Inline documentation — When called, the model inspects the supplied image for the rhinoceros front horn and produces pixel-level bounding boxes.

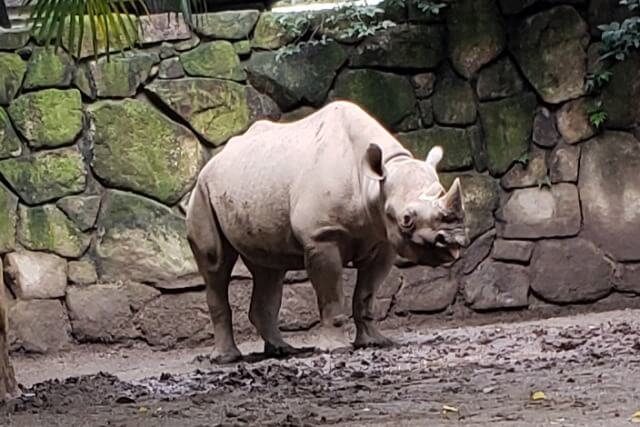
[439,177,463,213]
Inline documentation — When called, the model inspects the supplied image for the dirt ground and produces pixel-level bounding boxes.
[1,308,640,427]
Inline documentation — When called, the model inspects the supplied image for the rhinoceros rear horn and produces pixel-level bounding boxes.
[425,146,443,168]
[364,143,386,181]
[439,177,463,213]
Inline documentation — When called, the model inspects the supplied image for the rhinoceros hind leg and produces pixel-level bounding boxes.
[246,263,297,354]
[353,243,396,349]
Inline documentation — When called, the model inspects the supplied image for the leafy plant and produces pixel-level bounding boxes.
[385,0,447,15]
[14,0,207,60]
[585,70,613,94]
[598,16,640,62]
[587,101,608,128]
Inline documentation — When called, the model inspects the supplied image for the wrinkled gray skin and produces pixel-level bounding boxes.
[186,101,468,363]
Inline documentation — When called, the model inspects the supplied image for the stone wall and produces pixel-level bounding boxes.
[1,0,639,354]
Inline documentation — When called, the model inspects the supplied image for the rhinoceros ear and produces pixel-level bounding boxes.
[425,146,443,169]
[364,143,386,181]
[439,177,463,213]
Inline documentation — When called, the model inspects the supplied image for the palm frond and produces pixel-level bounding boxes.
[23,0,208,60]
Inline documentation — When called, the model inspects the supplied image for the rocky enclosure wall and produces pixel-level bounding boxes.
[0,0,639,354]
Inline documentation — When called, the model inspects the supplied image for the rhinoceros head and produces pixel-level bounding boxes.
[365,144,469,266]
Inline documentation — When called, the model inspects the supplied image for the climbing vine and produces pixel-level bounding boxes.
[274,0,447,61]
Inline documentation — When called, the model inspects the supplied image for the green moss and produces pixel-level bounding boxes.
[61,14,139,59]
[397,126,475,171]
[180,41,245,81]
[479,93,537,176]
[193,10,260,39]
[17,204,91,258]
[0,107,22,159]
[0,53,26,105]
[251,12,293,49]
[0,30,30,50]
[332,69,415,128]
[233,40,252,55]
[0,183,18,253]
[7,88,83,148]
[56,195,101,231]
[89,99,203,204]
[23,47,75,90]
[0,147,86,205]
[90,53,156,98]
[146,78,251,146]
[432,72,477,125]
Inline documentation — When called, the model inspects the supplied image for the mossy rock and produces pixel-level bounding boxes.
[56,195,102,231]
[8,88,83,149]
[95,190,198,285]
[193,10,260,39]
[0,53,26,105]
[0,107,21,160]
[0,30,30,50]
[509,6,588,104]
[479,93,537,176]
[146,78,251,146]
[23,47,75,90]
[432,72,477,125]
[89,99,203,205]
[89,53,157,98]
[0,147,86,205]
[350,24,444,70]
[73,63,96,99]
[18,205,91,258]
[447,0,505,78]
[233,40,252,55]
[332,69,415,128]
[397,126,476,171]
[246,42,347,110]
[158,57,185,79]
[61,15,139,59]
[17,204,91,258]
[601,53,640,129]
[252,12,295,50]
[476,57,525,101]
[0,182,18,253]
[180,41,245,81]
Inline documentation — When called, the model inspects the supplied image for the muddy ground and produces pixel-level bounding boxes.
[1,308,640,427]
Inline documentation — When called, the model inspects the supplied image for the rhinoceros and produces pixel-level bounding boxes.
[186,100,468,363]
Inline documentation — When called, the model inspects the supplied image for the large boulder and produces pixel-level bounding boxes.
[62,14,139,59]
[458,229,495,275]
[9,300,72,353]
[17,204,91,258]
[350,24,444,69]
[95,190,198,287]
[7,89,83,149]
[432,72,477,125]
[600,53,640,129]
[66,283,160,342]
[394,267,458,313]
[0,183,17,253]
[0,53,25,105]
[23,47,74,90]
[332,69,415,128]
[500,146,548,189]
[67,260,98,285]
[138,14,191,44]
[491,240,534,263]
[133,291,212,348]
[447,0,505,78]
[89,99,203,205]
[499,184,581,239]
[0,29,30,50]
[397,126,476,171]
[0,147,86,205]
[4,251,67,299]
[549,143,580,184]
[508,6,588,104]
[146,78,251,146]
[530,238,611,303]
[441,173,499,241]
[463,259,529,310]
[158,57,185,79]
[0,107,21,160]
[246,42,347,110]
[579,132,640,261]
[532,107,561,148]
[180,41,245,81]
[192,10,260,39]
[89,53,157,98]
[613,263,640,294]
[556,98,596,144]
[479,92,537,176]
[476,57,525,101]
[251,12,295,50]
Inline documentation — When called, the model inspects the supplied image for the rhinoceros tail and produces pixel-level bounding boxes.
[186,180,226,273]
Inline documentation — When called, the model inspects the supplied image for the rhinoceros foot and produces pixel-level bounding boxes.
[263,342,315,359]
[353,327,396,349]
[210,348,243,365]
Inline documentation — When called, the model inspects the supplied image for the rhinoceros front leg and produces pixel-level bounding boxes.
[353,243,396,349]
